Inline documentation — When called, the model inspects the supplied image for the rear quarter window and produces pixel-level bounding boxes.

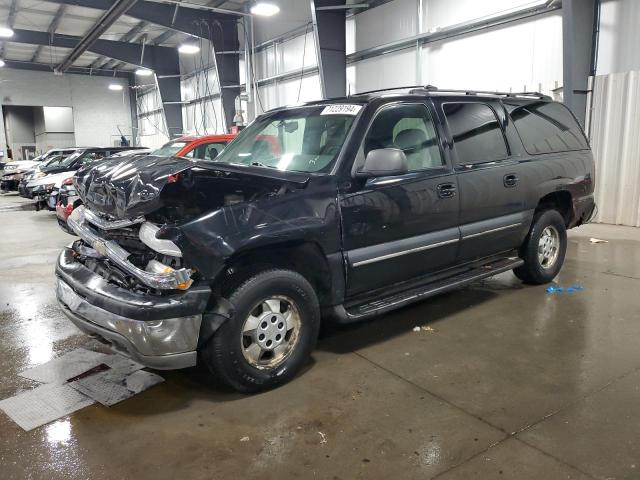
[504,101,589,154]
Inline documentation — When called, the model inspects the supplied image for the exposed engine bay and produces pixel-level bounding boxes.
[69,155,311,293]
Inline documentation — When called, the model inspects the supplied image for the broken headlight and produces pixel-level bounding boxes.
[138,222,183,257]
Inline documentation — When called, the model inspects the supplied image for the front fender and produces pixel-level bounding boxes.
[162,176,342,280]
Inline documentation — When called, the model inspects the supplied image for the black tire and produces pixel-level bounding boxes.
[514,209,567,284]
[200,269,320,393]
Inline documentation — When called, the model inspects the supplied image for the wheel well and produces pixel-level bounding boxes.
[217,242,333,305]
[536,191,573,226]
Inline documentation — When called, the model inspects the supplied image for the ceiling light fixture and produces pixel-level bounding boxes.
[178,43,200,54]
[0,59,5,68]
[108,84,124,91]
[135,68,153,76]
[0,27,14,38]
[250,2,280,16]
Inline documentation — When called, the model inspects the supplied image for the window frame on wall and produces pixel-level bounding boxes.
[440,100,511,169]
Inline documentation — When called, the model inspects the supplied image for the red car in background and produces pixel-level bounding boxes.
[55,134,237,234]
[153,134,237,160]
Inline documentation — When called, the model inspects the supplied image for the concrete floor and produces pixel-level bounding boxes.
[1,192,640,480]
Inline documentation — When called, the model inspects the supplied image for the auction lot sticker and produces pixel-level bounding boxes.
[321,104,362,115]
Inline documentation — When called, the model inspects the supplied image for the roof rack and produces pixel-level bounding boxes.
[352,85,550,100]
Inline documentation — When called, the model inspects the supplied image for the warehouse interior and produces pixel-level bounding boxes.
[1,0,640,478]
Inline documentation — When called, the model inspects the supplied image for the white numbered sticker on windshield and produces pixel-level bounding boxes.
[321,104,362,116]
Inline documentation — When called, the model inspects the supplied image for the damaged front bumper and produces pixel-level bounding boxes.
[56,247,211,369]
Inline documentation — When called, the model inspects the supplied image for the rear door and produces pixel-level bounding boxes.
[434,98,531,262]
[341,101,461,296]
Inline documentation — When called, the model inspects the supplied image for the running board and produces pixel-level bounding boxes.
[335,256,524,323]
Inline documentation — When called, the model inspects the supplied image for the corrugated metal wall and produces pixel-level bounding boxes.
[347,0,564,96]
[589,70,640,226]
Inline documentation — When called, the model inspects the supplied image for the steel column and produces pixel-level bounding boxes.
[311,0,347,99]
[562,0,598,126]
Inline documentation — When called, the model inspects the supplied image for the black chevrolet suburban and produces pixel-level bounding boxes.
[56,87,595,392]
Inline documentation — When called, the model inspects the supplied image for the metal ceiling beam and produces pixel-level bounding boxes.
[2,59,132,78]
[0,0,18,58]
[31,5,67,63]
[90,20,148,69]
[151,29,175,45]
[12,28,178,73]
[56,0,139,73]
[43,0,238,38]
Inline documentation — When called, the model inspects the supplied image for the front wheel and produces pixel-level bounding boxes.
[200,269,320,393]
[513,209,567,284]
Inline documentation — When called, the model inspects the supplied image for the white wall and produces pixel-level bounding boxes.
[252,0,312,45]
[348,0,563,96]
[597,0,640,75]
[0,68,132,149]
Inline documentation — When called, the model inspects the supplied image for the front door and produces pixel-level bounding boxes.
[341,102,460,297]
[435,99,530,262]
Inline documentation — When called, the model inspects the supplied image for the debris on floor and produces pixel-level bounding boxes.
[240,436,250,442]
[0,348,163,431]
[0,383,94,431]
[413,325,437,333]
[318,431,327,444]
[546,285,585,293]
[589,237,609,244]
[69,369,164,407]
[19,348,111,384]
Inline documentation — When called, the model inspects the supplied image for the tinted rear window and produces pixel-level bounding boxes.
[442,102,508,165]
[504,101,588,154]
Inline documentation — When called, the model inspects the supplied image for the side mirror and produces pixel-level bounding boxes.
[356,148,409,178]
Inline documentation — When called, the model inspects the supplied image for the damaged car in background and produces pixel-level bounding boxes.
[29,147,149,211]
[1,148,74,192]
[56,89,596,392]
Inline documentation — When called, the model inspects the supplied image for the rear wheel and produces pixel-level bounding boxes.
[513,209,567,284]
[200,269,320,393]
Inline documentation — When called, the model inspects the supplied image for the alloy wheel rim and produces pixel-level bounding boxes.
[538,225,560,269]
[240,295,301,369]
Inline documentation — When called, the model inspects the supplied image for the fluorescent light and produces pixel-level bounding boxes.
[135,68,153,76]
[178,44,200,54]
[0,59,5,68]
[0,27,13,38]
[250,2,280,16]
[108,84,123,91]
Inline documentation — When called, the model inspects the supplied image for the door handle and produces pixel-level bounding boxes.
[436,183,457,199]
[503,174,519,188]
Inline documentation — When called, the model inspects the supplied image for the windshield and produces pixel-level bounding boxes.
[56,150,85,167]
[212,105,360,173]
[151,141,188,157]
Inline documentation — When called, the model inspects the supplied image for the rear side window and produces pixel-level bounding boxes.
[505,101,588,154]
[443,102,508,165]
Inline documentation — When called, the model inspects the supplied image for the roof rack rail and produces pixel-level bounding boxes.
[351,85,426,96]
[350,84,550,100]
[408,85,551,99]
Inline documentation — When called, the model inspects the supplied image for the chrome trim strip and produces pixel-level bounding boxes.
[353,238,459,267]
[84,208,145,230]
[462,222,522,240]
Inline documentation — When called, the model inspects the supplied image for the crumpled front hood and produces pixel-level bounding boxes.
[75,155,194,219]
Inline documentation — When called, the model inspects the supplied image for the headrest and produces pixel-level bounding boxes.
[394,129,427,152]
